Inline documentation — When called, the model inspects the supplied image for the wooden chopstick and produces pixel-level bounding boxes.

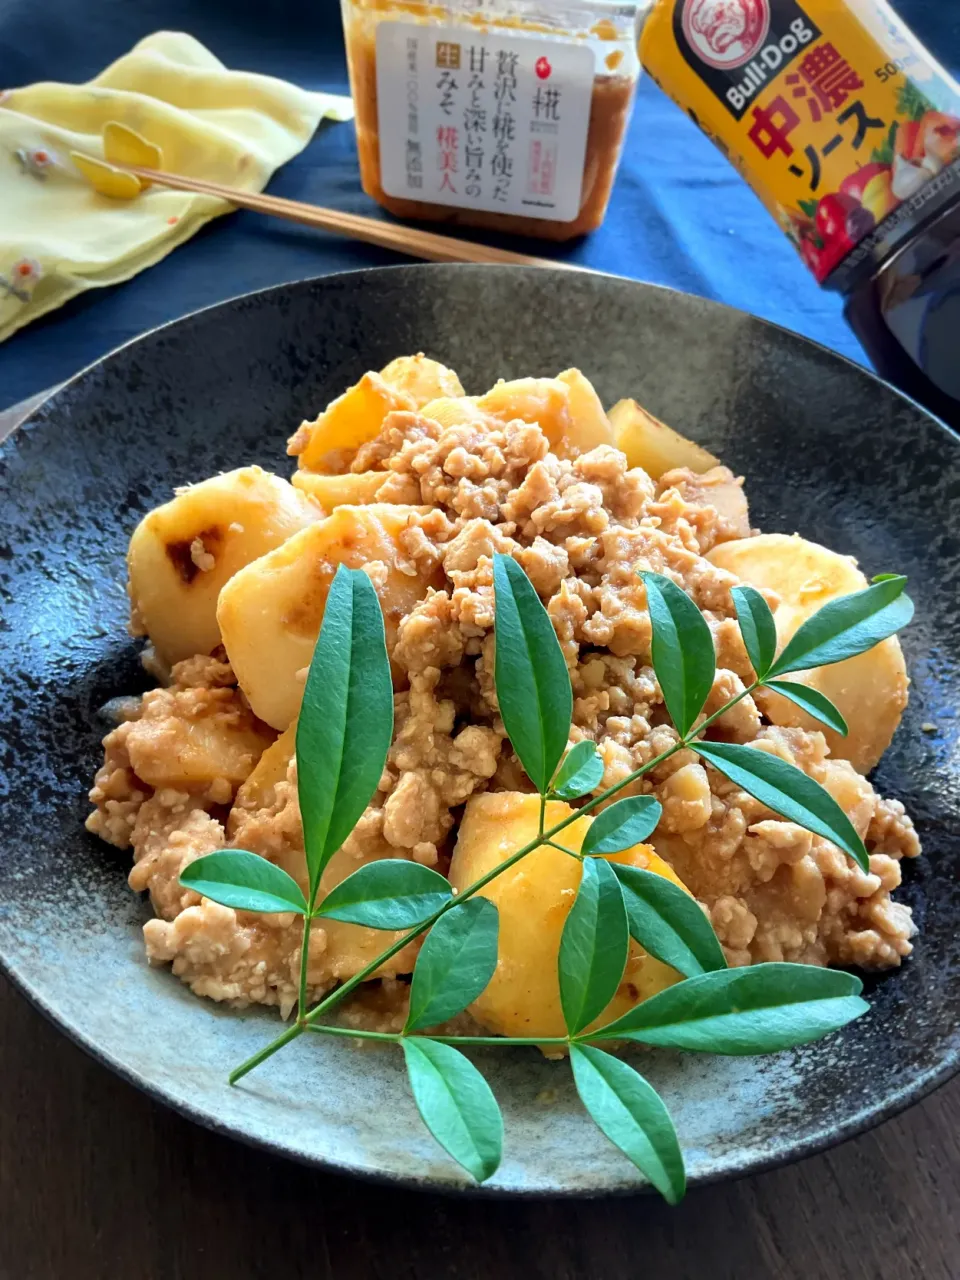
[119,163,592,271]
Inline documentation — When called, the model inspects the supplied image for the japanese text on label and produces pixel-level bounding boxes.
[376,22,594,221]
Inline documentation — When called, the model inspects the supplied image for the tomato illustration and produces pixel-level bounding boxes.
[535,56,552,80]
[815,192,857,243]
[800,239,822,275]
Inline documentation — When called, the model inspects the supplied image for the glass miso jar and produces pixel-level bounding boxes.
[341,0,643,240]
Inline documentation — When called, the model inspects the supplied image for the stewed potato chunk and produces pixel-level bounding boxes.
[289,372,415,473]
[290,357,463,473]
[449,793,685,1041]
[708,533,909,772]
[609,398,719,478]
[478,369,616,456]
[127,467,316,666]
[379,354,464,407]
[291,470,390,511]
[556,367,617,454]
[217,504,443,729]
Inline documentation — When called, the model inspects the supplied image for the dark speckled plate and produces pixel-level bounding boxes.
[1,266,958,1196]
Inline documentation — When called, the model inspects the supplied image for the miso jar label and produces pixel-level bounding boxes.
[376,22,594,222]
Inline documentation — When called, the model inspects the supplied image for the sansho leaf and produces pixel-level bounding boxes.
[179,849,307,915]
[312,860,452,929]
[570,1045,686,1205]
[559,857,630,1035]
[593,963,868,1054]
[405,898,499,1032]
[581,796,662,856]
[768,576,913,677]
[611,864,727,978]
[640,571,716,738]
[492,553,572,794]
[731,584,778,679]
[402,1038,503,1183]
[297,565,394,901]
[696,740,869,872]
[551,740,605,800]
[762,679,849,737]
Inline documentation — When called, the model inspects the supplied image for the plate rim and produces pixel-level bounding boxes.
[3,947,957,1198]
[5,263,956,450]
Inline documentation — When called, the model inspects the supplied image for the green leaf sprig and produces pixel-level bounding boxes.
[559,856,629,1035]
[180,554,914,1197]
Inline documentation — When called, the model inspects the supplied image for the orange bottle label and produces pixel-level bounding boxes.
[640,0,960,285]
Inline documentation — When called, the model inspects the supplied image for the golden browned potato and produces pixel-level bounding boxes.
[217,504,443,730]
[380,354,464,407]
[448,793,684,1039]
[708,533,909,772]
[127,467,317,666]
[232,725,296,813]
[290,372,415,473]
[478,371,616,456]
[478,376,573,449]
[420,396,488,430]
[609,398,719,479]
[556,368,617,453]
[291,470,390,511]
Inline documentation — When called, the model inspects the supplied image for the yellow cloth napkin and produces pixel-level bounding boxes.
[0,31,354,342]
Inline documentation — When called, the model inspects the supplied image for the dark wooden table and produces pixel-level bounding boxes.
[2,396,958,1280]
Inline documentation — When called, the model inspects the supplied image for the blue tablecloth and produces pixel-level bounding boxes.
[1,0,957,412]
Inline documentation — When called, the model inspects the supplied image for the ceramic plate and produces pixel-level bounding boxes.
[1,265,958,1195]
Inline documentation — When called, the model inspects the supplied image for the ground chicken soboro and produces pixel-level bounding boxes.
[88,359,921,1026]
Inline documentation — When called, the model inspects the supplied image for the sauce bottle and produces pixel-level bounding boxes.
[639,0,960,426]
